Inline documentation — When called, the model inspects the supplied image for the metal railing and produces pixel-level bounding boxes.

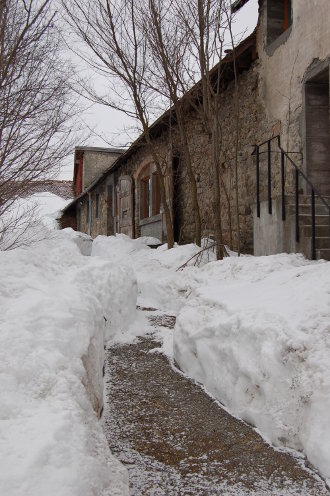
[254,135,330,260]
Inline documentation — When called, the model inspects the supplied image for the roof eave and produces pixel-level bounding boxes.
[231,0,251,13]
[62,31,257,215]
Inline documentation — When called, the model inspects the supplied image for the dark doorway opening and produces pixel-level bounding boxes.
[305,67,330,195]
[267,0,292,45]
[172,155,182,243]
[107,185,114,235]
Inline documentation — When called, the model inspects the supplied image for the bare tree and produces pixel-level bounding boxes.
[144,0,202,246]
[62,0,175,248]
[0,0,77,248]
[169,0,234,259]
[189,0,241,258]
[226,6,241,255]
[63,0,242,255]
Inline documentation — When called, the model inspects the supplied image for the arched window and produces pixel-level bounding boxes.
[139,165,161,219]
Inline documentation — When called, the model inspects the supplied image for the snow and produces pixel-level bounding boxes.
[173,254,330,483]
[91,234,215,315]
[0,230,134,496]
[92,235,330,484]
[62,228,93,256]
[27,192,72,229]
[0,192,72,250]
[2,218,330,491]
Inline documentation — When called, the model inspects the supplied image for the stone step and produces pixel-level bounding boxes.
[316,249,330,261]
[287,203,330,215]
[315,237,330,249]
[298,213,330,226]
[302,225,330,237]
[286,195,330,206]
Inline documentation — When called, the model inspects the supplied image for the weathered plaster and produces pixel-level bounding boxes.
[258,0,330,154]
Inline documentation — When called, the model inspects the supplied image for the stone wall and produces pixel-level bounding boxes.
[77,138,171,241]
[59,206,77,230]
[78,184,108,238]
[257,0,330,182]
[74,63,278,254]
[62,1,330,258]
[176,63,278,253]
[82,151,121,191]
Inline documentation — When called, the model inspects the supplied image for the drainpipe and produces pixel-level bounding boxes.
[132,177,135,239]
[88,192,92,237]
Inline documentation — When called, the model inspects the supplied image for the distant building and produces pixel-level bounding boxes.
[73,147,124,196]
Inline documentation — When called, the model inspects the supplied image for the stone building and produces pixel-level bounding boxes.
[61,146,124,231]
[249,0,330,260]
[73,146,124,196]
[61,0,330,260]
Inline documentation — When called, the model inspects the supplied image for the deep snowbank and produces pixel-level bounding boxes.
[92,234,215,313]
[0,232,134,496]
[173,253,330,481]
[63,228,93,256]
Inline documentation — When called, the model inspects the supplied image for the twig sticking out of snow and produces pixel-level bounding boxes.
[176,242,232,271]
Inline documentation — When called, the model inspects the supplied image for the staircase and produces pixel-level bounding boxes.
[286,195,330,260]
[254,135,330,261]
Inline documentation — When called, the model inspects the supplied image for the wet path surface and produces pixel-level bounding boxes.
[103,311,328,495]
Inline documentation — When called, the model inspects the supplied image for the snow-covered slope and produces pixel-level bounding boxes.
[4,225,328,491]
[0,192,72,250]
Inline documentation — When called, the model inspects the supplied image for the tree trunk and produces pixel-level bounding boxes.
[176,114,202,247]
[211,114,224,260]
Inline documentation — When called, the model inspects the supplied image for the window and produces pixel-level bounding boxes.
[77,206,81,231]
[267,0,292,45]
[86,196,92,233]
[305,66,330,196]
[139,165,161,220]
[95,193,100,219]
[140,175,150,219]
[152,173,160,216]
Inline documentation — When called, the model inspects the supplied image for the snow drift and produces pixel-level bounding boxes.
[0,231,135,496]
[173,253,330,482]
[89,235,330,483]
[92,234,215,313]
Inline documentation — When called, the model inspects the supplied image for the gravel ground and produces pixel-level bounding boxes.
[102,311,329,495]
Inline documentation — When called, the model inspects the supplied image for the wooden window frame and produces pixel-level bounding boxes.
[139,165,161,221]
[152,172,160,216]
[140,175,150,220]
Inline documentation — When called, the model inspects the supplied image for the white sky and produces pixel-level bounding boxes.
[59,0,259,181]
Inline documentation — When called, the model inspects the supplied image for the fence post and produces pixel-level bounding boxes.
[281,150,286,221]
[267,140,272,214]
[295,169,300,243]
[311,189,316,260]
[256,145,260,217]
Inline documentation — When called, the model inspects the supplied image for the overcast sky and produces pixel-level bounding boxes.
[59,0,259,180]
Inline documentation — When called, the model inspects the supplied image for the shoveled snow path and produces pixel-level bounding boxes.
[102,308,328,496]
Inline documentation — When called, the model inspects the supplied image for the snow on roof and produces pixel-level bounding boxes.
[74,146,125,154]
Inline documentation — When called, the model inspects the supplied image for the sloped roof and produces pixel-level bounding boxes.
[62,30,257,214]
[231,0,251,13]
[21,181,74,200]
[74,146,125,154]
